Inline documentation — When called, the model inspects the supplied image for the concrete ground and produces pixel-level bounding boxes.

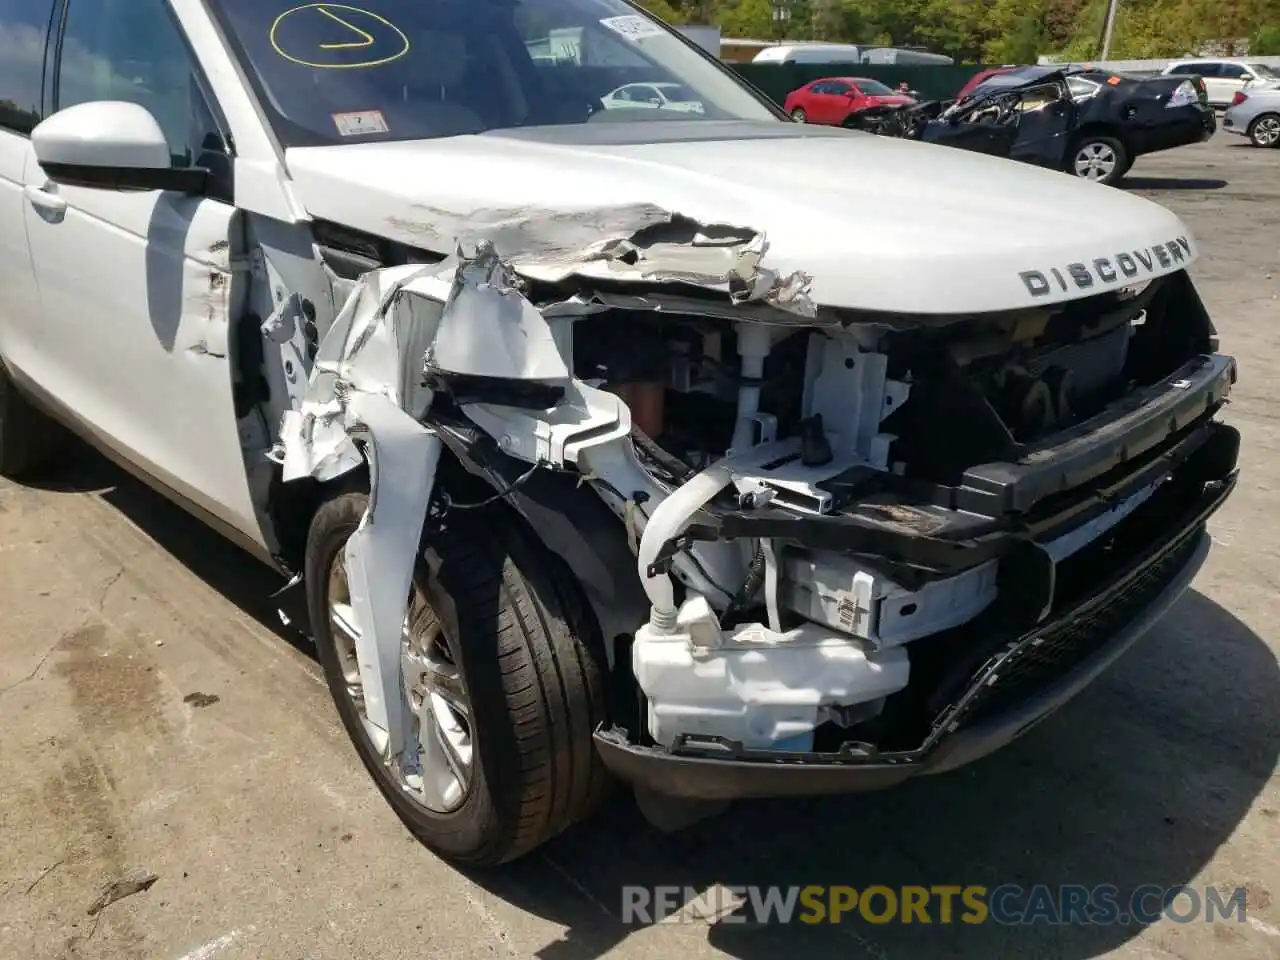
[0,130,1277,960]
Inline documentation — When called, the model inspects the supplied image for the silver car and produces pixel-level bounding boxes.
[1223,87,1280,147]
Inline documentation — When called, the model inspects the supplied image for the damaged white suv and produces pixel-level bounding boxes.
[0,0,1239,865]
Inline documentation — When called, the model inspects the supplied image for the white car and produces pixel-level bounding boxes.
[1223,87,1280,147]
[0,0,1240,865]
[1162,59,1280,107]
[601,81,705,114]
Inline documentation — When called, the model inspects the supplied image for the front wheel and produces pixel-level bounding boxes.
[1248,113,1280,148]
[1069,135,1128,185]
[791,107,807,123]
[306,493,611,865]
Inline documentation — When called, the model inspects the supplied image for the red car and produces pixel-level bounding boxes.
[783,77,916,126]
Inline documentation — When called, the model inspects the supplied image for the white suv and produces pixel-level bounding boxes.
[0,0,1240,865]
[1162,59,1280,107]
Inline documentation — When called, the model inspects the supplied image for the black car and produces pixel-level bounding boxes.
[853,66,1216,185]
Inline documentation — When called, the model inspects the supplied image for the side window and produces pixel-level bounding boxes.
[1218,63,1248,79]
[0,0,57,135]
[1168,64,1194,75]
[56,0,225,169]
[1193,63,1222,77]
[1067,77,1100,100]
[828,82,851,95]
[810,82,830,94]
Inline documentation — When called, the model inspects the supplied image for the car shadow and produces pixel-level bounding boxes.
[29,449,1278,959]
[1124,176,1229,191]
[470,590,1278,960]
[30,446,311,655]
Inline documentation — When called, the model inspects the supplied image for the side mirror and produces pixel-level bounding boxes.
[32,101,207,195]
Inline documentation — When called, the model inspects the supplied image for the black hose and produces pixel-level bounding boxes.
[630,426,696,484]
[722,546,767,623]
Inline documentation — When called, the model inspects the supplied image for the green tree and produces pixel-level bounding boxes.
[638,0,687,23]
[1253,22,1280,52]
[715,0,775,37]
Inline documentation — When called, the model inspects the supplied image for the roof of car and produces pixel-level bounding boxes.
[968,64,1066,94]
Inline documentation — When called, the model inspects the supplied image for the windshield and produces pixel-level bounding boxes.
[656,82,698,101]
[1250,63,1279,79]
[855,79,896,97]
[210,0,780,146]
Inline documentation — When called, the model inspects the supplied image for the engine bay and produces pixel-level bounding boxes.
[282,229,1234,768]
[431,265,1226,757]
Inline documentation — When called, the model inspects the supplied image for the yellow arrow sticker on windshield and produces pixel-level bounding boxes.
[270,3,409,69]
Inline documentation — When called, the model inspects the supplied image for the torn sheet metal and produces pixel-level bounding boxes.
[341,391,443,758]
[540,232,816,319]
[279,263,449,763]
[425,242,572,384]
[387,202,676,265]
[277,263,448,483]
[389,202,815,319]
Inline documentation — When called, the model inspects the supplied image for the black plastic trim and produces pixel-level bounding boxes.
[40,162,208,195]
[958,352,1235,515]
[594,446,1235,801]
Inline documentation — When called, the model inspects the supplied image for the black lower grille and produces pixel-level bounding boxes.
[964,524,1203,724]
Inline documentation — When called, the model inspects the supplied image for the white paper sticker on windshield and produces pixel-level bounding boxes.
[333,110,389,137]
[599,14,666,42]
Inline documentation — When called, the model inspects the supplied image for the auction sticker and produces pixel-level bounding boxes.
[599,14,666,42]
[332,110,389,136]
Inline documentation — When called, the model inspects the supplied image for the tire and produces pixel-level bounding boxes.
[791,107,806,123]
[306,492,610,866]
[0,364,68,478]
[1068,135,1129,186]
[1248,113,1280,148]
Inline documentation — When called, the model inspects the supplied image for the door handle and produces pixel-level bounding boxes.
[24,183,68,217]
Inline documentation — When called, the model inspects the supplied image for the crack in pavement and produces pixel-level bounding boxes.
[0,640,63,698]
[24,858,66,895]
[0,567,127,699]
[95,566,126,612]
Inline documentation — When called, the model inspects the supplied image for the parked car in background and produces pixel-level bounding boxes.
[868,66,1214,185]
[861,47,953,66]
[601,81,705,114]
[784,77,916,125]
[752,43,867,65]
[1223,88,1280,147]
[956,65,1020,100]
[1162,59,1280,107]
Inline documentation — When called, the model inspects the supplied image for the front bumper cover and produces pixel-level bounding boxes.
[595,424,1237,801]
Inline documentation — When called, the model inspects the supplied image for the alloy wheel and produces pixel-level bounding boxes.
[327,553,474,814]
[1252,116,1280,147]
[1073,141,1117,181]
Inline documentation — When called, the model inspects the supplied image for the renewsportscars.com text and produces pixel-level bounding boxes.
[621,884,1250,926]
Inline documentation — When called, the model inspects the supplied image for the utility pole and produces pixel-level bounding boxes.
[772,0,793,41]
[1100,0,1119,61]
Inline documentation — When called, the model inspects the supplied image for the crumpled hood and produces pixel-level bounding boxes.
[285,120,1196,314]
